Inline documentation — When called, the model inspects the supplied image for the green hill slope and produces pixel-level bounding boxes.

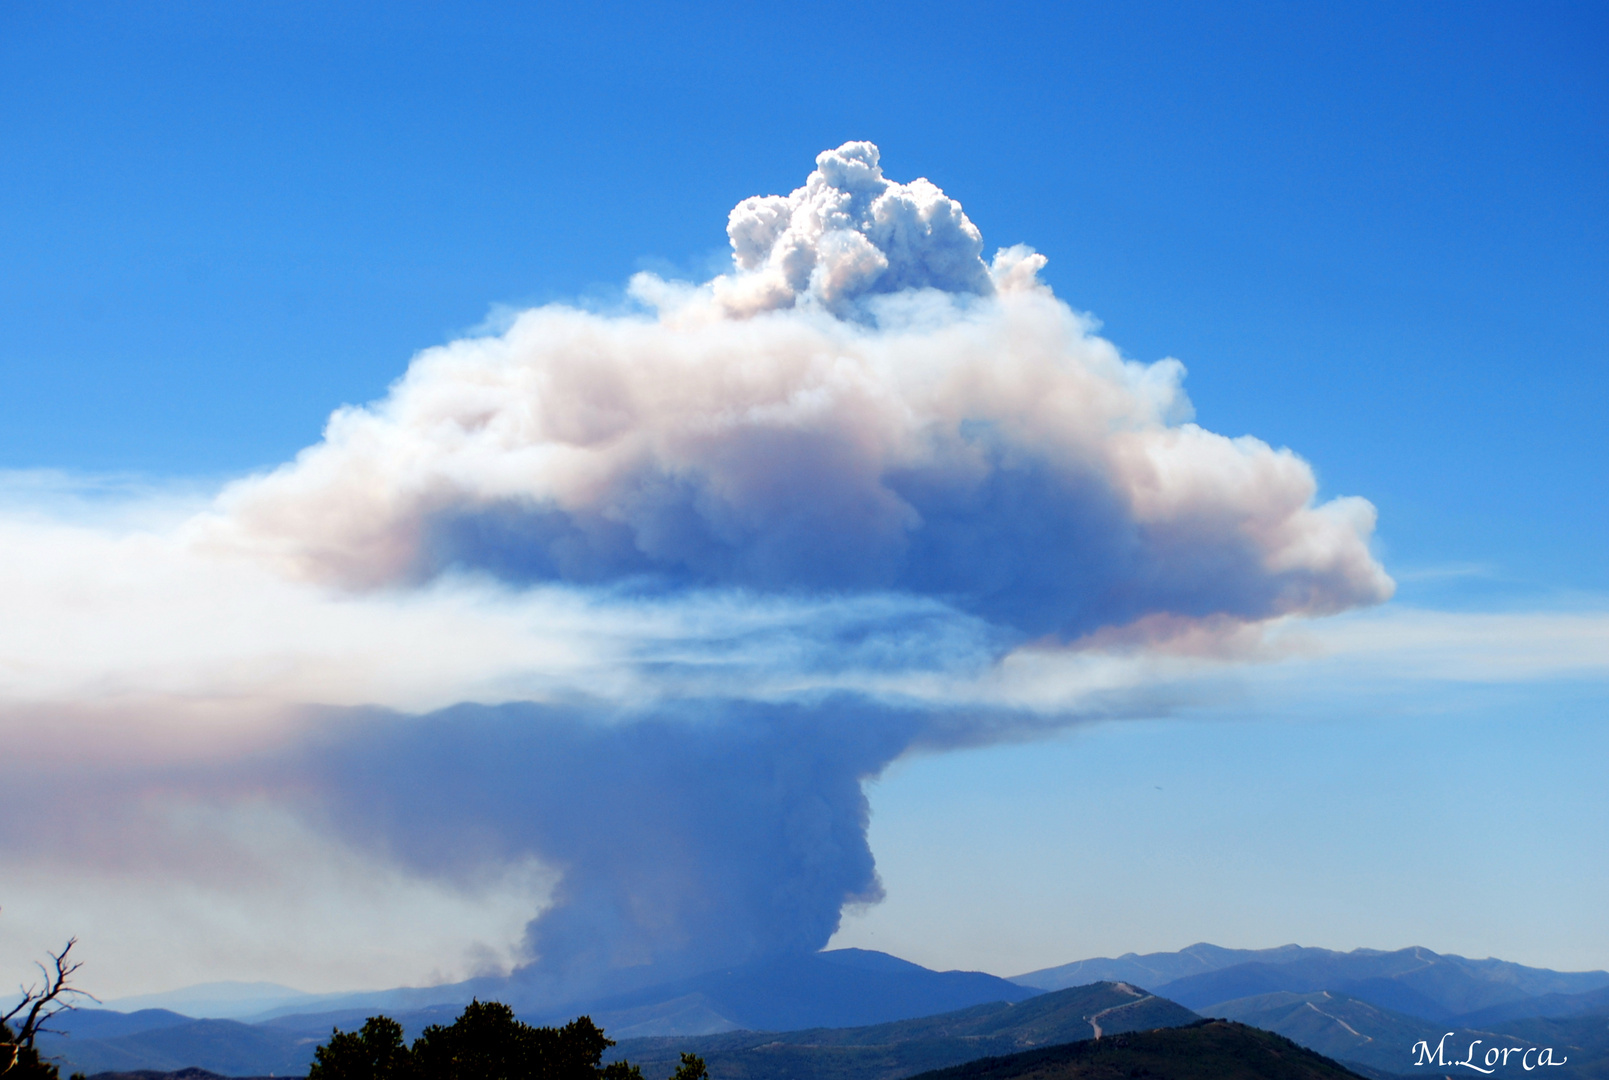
[610,982,1199,1080]
[906,1020,1367,1080]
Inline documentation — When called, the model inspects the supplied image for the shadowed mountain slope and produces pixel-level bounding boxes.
[1455,985,1609,1027]
[46,1011,195,1042]
[40,950,1041,1075]
[544,950,1040,1036]
[50,982,1194,1080]
[1201,991,1439,1074]
[608,982,1199,1080]
[1493,1012,1609,1079]
[48,944,1609,1079]
[1203,990,1609,1077]
[243,949,1038,1039]
[903,1020,1368,1080]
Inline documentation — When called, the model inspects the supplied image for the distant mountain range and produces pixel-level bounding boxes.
[96,949,1036,1032]
[571,949,1041,1035]
[1153,947,1609,1021]
[42,1014,321,1077]
[1014,943,1609,1021]
[1013,944,1341,992]
[102,984,325,1022]
[47,943,1609,1078]
[58,1021,1374,1080]
[44,950,1037,1076]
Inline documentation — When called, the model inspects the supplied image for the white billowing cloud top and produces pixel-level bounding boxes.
[204,141,1391,641]
[714,141,996,317]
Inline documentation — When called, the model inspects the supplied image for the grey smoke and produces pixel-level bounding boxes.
[283,698,922,1003]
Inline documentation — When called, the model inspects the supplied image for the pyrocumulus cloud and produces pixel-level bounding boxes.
[1,142,1395,1002]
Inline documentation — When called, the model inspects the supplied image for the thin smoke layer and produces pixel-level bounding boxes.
[1,143,1393,999]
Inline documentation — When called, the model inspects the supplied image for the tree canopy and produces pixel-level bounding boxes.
[308,1000,703,1080]
[1,1020,59,1080]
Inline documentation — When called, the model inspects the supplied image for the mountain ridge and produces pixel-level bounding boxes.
[38,950,1049,1076]
[605,981,1200,1080]
[1014,944,1609,1010]
[47,943,1609,1078]
[902,1019,1370,1080]
[1153,947,1609,1020]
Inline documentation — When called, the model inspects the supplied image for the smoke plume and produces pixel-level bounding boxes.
[0,142,1392,999]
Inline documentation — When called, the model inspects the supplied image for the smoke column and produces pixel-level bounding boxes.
[0,142,1391,1001]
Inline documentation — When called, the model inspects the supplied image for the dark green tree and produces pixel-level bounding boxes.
[670,1053,708,1080]
[308,1016,412,1080]
[1,1020,53,1080]
[310,1001,663,1080]
[411,1002,629,1080]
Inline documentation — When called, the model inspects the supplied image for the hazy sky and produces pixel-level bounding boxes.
[1,1,1605,1000]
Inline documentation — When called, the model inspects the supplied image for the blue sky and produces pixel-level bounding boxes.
[0,2,1605,995]
[4,2,1603,589]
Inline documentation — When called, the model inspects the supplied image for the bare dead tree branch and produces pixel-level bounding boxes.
[2,937,97,1078]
